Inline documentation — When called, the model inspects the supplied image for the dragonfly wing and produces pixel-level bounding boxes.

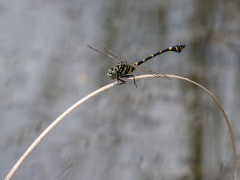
[88,45,124,64]
[105,48,121,59]
[104,49,135,67]
[137,66,171,79]
[88,45,118,60]
[129,63,171,80]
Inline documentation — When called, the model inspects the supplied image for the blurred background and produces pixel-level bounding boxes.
[0,0,240,179]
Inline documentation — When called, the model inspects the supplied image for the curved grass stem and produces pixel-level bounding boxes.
[5,74,237,180]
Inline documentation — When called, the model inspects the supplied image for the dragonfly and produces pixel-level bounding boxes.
[88,44,186,87]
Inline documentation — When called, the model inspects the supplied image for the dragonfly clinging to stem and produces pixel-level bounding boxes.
[88,44,186,87]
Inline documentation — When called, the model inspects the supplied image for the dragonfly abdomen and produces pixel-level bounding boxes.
[135,44,186,66]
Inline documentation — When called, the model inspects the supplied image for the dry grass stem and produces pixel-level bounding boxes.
[5,74,237,180]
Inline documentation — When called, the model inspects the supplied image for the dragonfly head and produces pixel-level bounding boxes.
[107,68,117,80]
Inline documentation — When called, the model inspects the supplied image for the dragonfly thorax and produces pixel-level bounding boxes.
[107,68,117,79]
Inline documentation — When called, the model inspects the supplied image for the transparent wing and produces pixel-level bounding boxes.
[105,48,121,60]
[134,65,171,79]
[105,48,131,66]
[88,45,123,64]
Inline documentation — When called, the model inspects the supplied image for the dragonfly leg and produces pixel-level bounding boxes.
[123,75,137,88]
[117,77,126,85]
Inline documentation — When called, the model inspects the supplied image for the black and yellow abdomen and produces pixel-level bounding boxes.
[135,44,185,66]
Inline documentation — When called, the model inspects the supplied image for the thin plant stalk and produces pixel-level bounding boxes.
[5,74,237,180]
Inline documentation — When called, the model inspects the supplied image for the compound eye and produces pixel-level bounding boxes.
[107,69,117,79]
[112,70,117,77]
